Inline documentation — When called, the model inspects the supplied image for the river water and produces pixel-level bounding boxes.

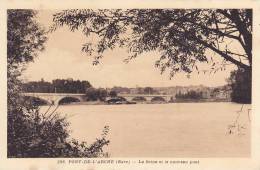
[40,102,251,157]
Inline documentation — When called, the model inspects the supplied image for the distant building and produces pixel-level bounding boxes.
[129,88,139,94]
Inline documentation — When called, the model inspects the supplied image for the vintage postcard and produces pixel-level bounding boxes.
[0,0,260,170]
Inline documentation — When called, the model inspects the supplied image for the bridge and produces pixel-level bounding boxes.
[22,93,86,105]
[22,93,174,105]
[118,94,173,102]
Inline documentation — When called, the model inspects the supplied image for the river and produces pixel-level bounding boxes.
[40,102,251,157]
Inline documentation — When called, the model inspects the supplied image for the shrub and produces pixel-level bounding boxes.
[8,98,110,157]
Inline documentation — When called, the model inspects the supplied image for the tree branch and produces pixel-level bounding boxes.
[217,9,252,66]
[193,35,250,70]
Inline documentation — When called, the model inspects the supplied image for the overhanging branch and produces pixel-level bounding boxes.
[193,36,250,70]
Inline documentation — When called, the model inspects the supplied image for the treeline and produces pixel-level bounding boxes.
[175,90,204,100]
[22,78,92,93]
[22,80,160,96]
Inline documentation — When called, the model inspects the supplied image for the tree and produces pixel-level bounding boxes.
[227,68,251,103]
[98,88,108,101]
[85,87,108,101]
[51,9,252,103]
[8,9,109,158]
[23,78,92,93]
[175,90,203,100]
[51,9,252,74]
[109,90,117,97]
[8,9,48,157]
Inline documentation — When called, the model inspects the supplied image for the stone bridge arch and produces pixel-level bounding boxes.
[151,96,166,102]
[58,96,81,105]
[131,96,147,102]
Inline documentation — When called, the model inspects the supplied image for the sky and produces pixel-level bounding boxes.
[22,10,237,88]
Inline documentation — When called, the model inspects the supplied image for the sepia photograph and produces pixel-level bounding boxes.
[7,8,252,158]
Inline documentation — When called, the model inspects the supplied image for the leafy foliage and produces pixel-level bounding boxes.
[175,90,204,100]
[109,90,118,98]
[8,9,109,158]
[51,9,252,76]
[8,10,47,69]
[227,68,251,104]
[7,9,48,157]
[84,87,108,101]
[51,9,252,103]
[8,103,110,157]
[23,78,92,93]
[23,96,50,106]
